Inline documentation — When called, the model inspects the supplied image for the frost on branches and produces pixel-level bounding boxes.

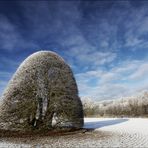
[0,51,84,131]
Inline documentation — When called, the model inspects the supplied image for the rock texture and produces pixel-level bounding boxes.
[0,51,84,130]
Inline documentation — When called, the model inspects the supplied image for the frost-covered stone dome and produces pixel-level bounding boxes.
[0,51,84,130]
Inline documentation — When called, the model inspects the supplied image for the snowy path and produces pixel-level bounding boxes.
[1,118,148,147]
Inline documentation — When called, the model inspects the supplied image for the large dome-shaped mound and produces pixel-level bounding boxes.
[0,51,84,130]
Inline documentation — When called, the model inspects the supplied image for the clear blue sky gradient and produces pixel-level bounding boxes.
[0,0,148,100]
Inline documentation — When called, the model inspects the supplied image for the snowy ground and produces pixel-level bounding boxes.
[84,118,148,147]
[0,118,148,147]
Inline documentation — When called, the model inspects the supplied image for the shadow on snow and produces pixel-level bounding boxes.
[84,118,128,129]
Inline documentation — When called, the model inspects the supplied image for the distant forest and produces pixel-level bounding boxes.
[82,92,148,117]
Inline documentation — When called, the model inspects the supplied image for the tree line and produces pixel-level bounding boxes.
[82,92,148,117]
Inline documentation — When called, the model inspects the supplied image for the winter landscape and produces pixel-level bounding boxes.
[0,91,148,147]
[0,0,148,148]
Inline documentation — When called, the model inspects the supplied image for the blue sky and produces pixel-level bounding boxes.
[0,0,148,101]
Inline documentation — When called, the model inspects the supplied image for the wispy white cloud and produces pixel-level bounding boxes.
[0,14,38,51]
[19,1,117,70]
[0,15,19,50]
[123,6,148,50]
[0,80,8,97]
[0,1,148,101]
[129,63,148,80]
[76,59,148,100]
[0,71,12,78]
[0,58,21,97]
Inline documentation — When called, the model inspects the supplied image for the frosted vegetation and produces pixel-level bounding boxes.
[82,91,148,117]
[0,51,83,131]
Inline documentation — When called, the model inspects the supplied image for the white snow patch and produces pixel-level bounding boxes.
[84,118,148,147]
[84,118,148,135]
